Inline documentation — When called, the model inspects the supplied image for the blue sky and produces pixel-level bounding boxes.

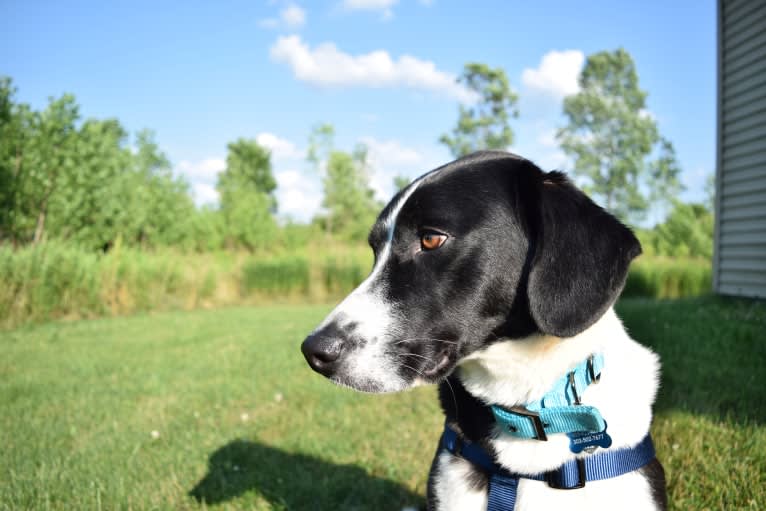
[1,0,716,222]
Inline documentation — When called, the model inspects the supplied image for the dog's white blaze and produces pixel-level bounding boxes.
[314,173,431,391]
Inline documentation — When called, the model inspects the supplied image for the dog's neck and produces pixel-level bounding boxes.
[457,308,619,409]
[442,308,660,474]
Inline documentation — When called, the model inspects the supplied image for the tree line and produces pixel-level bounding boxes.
[0,48,713,258]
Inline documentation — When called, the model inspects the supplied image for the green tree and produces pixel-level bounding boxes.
[306,123,335,169]
[24,94,80,244]
[47,118,132,249]
[652,201,714,259]
[307,124,380,240]
[0,78,200,250]
[216,139,278,250]
[322,147,379,241]
[0,77,33,244]
[218,138,277,211]
[648,138,684,220]
[557,48,683,224]
[129,129,195,247]
[704,173,715,212]
[439,63,518,158]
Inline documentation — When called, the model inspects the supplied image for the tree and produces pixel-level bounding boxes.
[648,138,684,219]
[306,123,335,169]
[557,49,683,225]
[439,63,518,158]
[47,118,132,249]
[23,94,80,244]
[218,138,277,211]
[322,147,379,241]
[704,172,715,213]
[216,139,278,250]
[0,78,204,251]
[0,77,31,244]
[651,200,713,259]
[130,129,196,247]
[306,124,380,240]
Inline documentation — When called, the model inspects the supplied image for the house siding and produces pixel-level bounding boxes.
[714,0,766,298]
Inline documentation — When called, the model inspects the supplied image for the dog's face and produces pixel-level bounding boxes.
[302,151,640,393]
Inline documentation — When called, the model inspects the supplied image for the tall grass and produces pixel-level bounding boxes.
[0,241,232,327]
[622,256,712,299]
[0,242,709,328]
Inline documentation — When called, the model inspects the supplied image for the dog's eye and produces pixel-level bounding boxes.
[420,232,447,251]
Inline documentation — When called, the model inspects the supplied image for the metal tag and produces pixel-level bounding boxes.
[567,422,612,454]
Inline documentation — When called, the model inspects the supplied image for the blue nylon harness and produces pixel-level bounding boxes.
[439,354,657,510]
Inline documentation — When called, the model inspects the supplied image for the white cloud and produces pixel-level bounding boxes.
[275,169,322,221]
[259,3,307,30]
[357,136,446,201]
[256,132,302,161]
[522,50,584,99]
[177,158,225,183]
[176,158,225,207]
[342,0,398,20]
[361,136,423,166]
[269,35,477,103]
[281,4,306,28]
[192,182,220,207]
[536,128,558,149]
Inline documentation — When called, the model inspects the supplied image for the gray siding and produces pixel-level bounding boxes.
[714,0,766,298]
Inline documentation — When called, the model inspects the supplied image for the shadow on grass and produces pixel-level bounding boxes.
[616,295,766,425]
[190,439,424,510]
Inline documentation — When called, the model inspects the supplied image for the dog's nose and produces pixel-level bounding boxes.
[301,330,344,377]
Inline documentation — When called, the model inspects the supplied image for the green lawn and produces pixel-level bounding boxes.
[2,297,765,510]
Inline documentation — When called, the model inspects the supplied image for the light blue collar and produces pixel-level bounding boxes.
[491,354,611,452]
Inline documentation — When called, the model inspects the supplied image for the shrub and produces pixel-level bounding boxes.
[241,255,310,296]
[0,242,711,329]
[623,257,712,299]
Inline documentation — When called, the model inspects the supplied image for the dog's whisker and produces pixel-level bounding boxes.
[444,376,459,419]
[399,362,427,378]
[396,352,432,362]
[394,338,459,346]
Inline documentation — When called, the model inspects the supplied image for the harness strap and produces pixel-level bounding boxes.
[440,426,656,511]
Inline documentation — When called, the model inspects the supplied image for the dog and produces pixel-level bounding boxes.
[302,151,666,510]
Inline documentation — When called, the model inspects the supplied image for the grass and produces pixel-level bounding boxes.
[616,296,766,509]
[2,296,764,510]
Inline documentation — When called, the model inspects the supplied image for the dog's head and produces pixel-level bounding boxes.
[301,151,640,393]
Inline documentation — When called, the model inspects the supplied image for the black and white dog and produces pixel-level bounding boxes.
[302,151,666,510]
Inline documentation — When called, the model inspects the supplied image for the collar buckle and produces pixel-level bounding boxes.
[506,406,548,441]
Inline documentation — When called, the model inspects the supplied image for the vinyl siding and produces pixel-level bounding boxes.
[714,0,766,298]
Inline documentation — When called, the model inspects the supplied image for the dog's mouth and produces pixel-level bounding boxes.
[421,350,454,379]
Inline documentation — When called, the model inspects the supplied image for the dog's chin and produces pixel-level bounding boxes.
[332,361,457,395]
[328,373,409,394]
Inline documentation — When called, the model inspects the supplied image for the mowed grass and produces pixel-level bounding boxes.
[2,296,765,510]
[1,305,440,511]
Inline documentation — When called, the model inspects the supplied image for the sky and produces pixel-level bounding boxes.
[1,0,716,223]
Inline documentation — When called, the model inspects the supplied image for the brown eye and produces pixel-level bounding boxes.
[420,232,447,251]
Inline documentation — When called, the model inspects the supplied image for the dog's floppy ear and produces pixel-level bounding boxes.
[526,171,641,338]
